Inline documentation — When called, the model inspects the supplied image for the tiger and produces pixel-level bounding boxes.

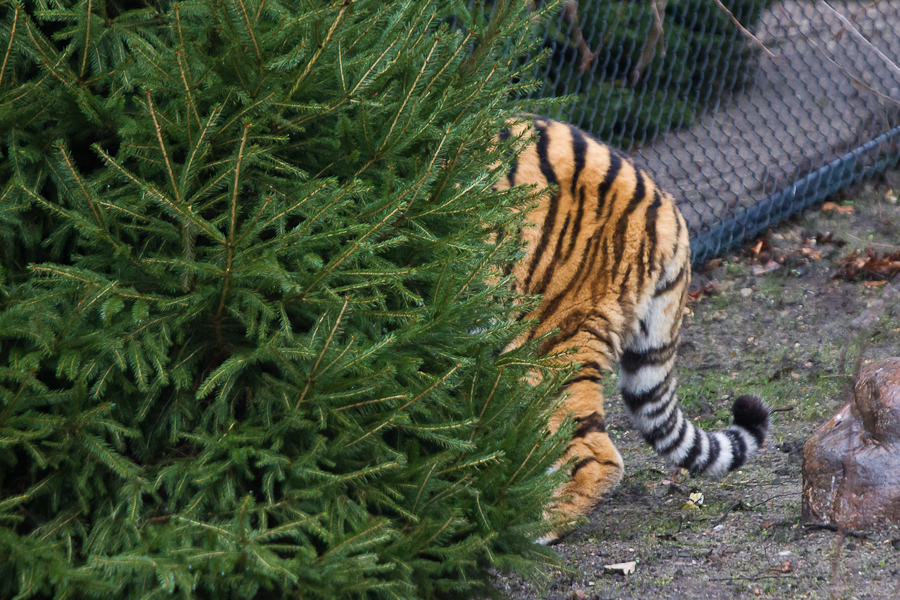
[495,117,771,543]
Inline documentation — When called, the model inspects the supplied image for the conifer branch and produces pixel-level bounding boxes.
[0,4,18,89]
[411,463,437,515]
[216,123,251,322]
[146,92,182,204]
[421,513,455,548]
[80,0,93,78]
[56,145,111,233]
[396,363,462,413]
[290,1,350,95]
[468,372,502,442]
[233,0,262,63]
[348,37,400,97]
[501,441,540,494]
[296,297,349,409]
[379,21,439,153]
[301,204,403,295]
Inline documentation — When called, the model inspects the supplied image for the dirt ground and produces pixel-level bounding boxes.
[502,170,900,599]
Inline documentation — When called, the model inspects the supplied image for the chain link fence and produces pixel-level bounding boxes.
[528,0,900,265]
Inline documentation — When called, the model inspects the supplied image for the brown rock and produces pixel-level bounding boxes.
[802,357,900,529]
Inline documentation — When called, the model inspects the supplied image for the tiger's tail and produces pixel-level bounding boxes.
[618,237,771,475]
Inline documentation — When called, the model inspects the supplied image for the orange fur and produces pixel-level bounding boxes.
[497,117,769,542]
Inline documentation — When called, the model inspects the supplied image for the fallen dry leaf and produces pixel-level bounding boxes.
[688,280,720,302]
[821,201,837,211]
[603,561,636,575]
[835,205,855,214]
[751,261,781,275]
[834,248,900,282]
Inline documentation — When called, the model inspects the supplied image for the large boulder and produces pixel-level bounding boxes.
[802,357,900,528]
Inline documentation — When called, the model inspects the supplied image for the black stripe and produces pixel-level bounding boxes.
[673,208,683,255]
[595,152,623,220]
[532,213,571,295]
[643,405,679,445]
[563,374,602,387]
[571,457,598,478]
[573,413,606,437]
[569,124,588,197]
[693,433,720,473]
[617,264,633,306]
[611,168,647,270]
[641,375,676,421]
[725,429,748,471]
[644,189,662,279]
[532,148,625,331]
[521,122,559,293]
[654,263,687,297]
[570,456,621,479]
[619,340,678,373]
[622,370,674,412]
[530,225,605,341]
[656,415,688,454]
[681,433,704,471]
[564,182,587,262]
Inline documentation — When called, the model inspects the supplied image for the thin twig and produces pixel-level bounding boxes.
[819,0,900,81]
[712,0,777,60]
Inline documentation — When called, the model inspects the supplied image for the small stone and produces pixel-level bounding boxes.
[740,287,753,297]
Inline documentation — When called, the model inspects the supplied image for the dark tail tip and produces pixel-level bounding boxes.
[732,395,770,445]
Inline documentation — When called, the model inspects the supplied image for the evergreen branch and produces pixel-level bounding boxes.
[79,432,140,479]
[501,441,540,494]
[262,181,330,229]
[0,3,18,89]
[21,13,77,92]
[228,124,250,243]
[348,36,399,97]
[421,513,456,549]
[379,21,439,154]
[418,30,472,102]
[216,123,251,323]
[436,452,504,476]
[301,204,403,295]
[451,225,504,302]
[290,0,350,95]
[321,520,395,559]
[55,144,121,247]
[232,0,262,63]
[296,297,349,409]
[176,51,201,130]
[93,145,223,242]
[468,371,502,442]
[146,91,182,204]
[218,88,276,138]
[247,518,318,544]
[80,0,93,78]
[345,362,462,450]
[333,393,406,412]
[411,463,436,515]
[397,362,462,413]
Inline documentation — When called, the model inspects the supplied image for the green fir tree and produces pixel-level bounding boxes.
[0,1,571,598]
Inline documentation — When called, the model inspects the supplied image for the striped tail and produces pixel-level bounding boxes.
[621,364,770,475]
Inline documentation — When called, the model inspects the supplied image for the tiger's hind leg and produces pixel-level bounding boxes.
[540,375,624,543]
